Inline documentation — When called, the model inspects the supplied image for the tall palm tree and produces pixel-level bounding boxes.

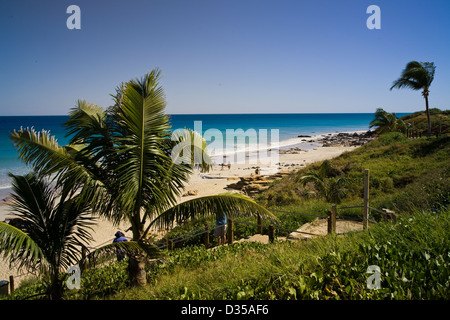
[10,69,276,286]
[369,108,406,134]
[390,61,436,136]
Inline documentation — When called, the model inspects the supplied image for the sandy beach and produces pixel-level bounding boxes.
[0,132,367,286]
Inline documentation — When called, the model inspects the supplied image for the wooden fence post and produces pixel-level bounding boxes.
[204,224,210,249]
[363,169,370,230]
[268,225,275,243]
[328,205,336,234]
[257,214,263,234]
[167,238,174,250]
[227,219,234,245]
[9,275,14,293]
[80,246,87,273]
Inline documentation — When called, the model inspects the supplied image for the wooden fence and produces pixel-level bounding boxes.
[158,169,396,249]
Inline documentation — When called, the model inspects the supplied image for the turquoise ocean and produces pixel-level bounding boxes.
[0,113,409,199]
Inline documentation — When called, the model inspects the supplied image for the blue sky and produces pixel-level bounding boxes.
[1,0,449,115]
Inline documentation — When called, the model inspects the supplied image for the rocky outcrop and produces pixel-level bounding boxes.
[320,131,375,147]
[182,189,199,196]
[226,171,291,196]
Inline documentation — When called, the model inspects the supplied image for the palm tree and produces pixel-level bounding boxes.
[369,108,406,134]
[390,61,436,136]
[10,69,276,286]
[0,173,160,299]
[298,160,348,204]
[0,173,94,299]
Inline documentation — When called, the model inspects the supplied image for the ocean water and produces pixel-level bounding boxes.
[0,113,409,198]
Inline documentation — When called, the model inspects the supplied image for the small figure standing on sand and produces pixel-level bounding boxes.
[113,231,128,261]
[227,162,231,170]
[214,213,227,246]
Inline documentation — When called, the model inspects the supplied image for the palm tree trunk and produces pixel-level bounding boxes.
[128,253,147,286]
[424,91,432,136]
[50,271,64,300]
[128,210,147,287]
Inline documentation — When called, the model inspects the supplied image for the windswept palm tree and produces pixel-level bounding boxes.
[369,108,406,134]
[10,69,276,287]
[390,61,436,136]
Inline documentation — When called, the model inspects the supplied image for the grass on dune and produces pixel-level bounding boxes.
[256,133,450,214]
[110,209,450,300]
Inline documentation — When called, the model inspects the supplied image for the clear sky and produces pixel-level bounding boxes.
[1,0,449,115]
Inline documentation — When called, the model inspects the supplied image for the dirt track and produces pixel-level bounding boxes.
[236,218,364,244]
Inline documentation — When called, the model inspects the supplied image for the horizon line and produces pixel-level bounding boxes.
[0,111,417,117]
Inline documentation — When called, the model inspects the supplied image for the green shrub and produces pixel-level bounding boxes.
[289,210,450,299]
[375,132,408,146]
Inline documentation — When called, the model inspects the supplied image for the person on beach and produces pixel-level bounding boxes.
[113,231,128,261]
[214,213,227,246]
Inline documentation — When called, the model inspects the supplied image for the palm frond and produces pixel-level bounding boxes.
[298,172,327,196]
[64,100,106,145]
[328,177,348,197]
[169,128,212,169]
[63,100,117,166]
[142,128,214,218]
[114,70,173,215]
[10,127,70,177]
[10,127,114,217]
[6,173,96,272]
[369,108,406,134]
[8,172,55,235]
[54,195,96,270]
[10,127,95,187]
[149,193,277,230]
[390,61,435,91]
[81,241,163,269]
[0,221,45,272]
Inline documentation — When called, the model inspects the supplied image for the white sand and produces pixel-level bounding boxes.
[0,143,357,287]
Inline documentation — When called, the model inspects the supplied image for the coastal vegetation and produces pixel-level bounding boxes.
[258,131,449,213]
[298,160,349,204]
[112,209,449,300]
[369,108,407,134]
[2,107,449,300]
[401,108,450,136]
